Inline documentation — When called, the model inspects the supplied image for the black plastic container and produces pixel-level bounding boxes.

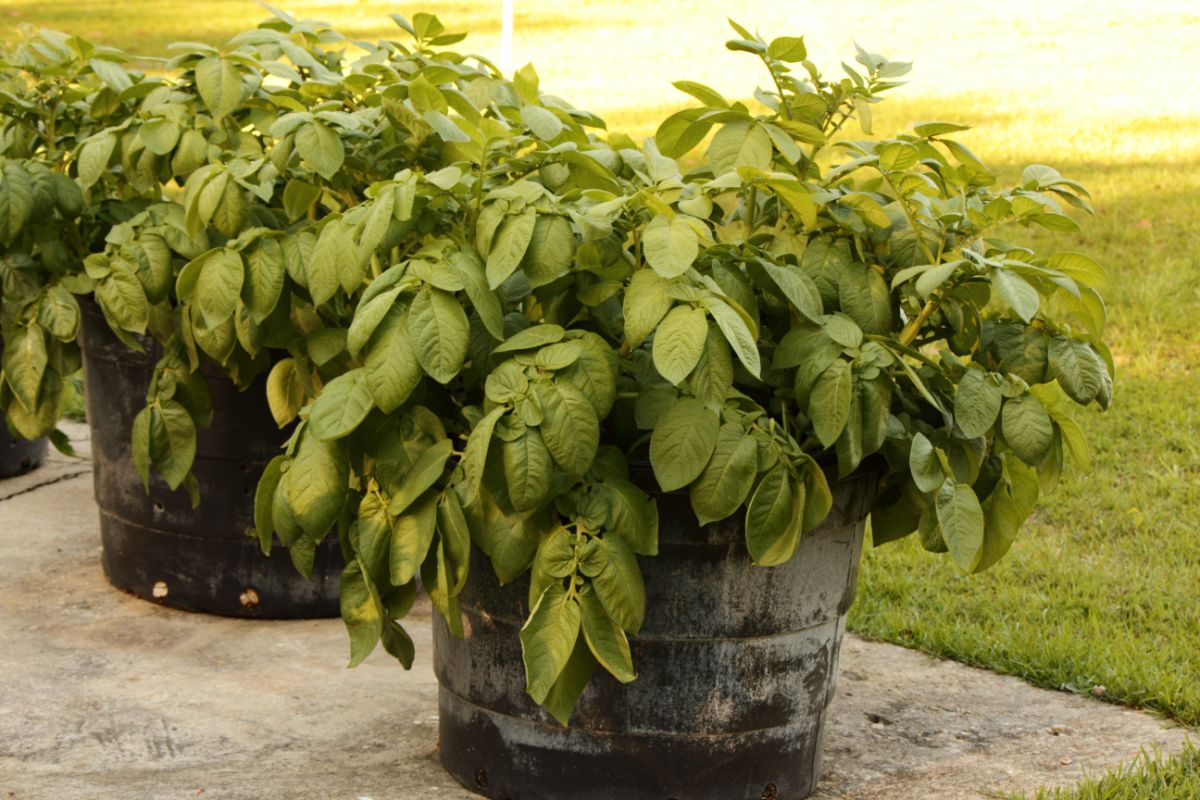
[79,301,340,618]
[0,424,47,479]
[433,471,876,800]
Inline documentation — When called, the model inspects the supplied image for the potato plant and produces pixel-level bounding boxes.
[0,15,1111,725]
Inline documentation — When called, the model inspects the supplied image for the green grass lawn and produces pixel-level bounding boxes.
[6,1,1199,795]
[1016,743,1200,800]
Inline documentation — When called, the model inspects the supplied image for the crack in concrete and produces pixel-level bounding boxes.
[0,469,93,503]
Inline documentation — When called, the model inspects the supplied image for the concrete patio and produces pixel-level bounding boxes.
[0,424,1190,799]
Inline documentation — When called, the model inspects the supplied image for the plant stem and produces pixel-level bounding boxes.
[745,186,758,237]
[881,171,937,266]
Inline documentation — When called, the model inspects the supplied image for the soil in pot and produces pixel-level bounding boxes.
[433,469,877,800]
[78,300,341,618]
[0,423,47,479]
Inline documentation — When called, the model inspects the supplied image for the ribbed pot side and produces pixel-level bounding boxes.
[433,471,876,800]
[0,423,47,479]
[78,300,341,618]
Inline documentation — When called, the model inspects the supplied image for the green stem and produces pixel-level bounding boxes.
[881,171,937,266]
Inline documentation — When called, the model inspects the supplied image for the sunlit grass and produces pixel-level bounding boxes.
[1014,744,1200,800]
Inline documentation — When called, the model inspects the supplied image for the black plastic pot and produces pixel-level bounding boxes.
[0,423,47,479]
[78,301,341,618]
[433,470,876,800]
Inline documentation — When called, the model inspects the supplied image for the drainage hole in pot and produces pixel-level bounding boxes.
[152,580,169,599]
[762,784,778,800]
[474,768,488,788]
[239,588,260,609]
[153,502,164,513]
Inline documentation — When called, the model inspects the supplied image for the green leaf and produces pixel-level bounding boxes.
[407,287,469,384]
[149,399,197,491]
[707,121,772,175]
[1048,337,1106,406]
[579,585,635,683]
[437,489,472,594]
[535,381,599,477]
[243,239,285,323]
[3,325,47,412]
[463,406,506,502]
[340,559,383,668]
[387,439,452,516]
[597,480,659,556]
[96,270,149,334]
[991,268,1040,323]
[705,297,761,377]
[810,360,852,447]
[389,490,438,585]
[908,432,945,492]
[486,208,537,289]
[131,406,152,491]
[194,56,244,121]
[521,105,564,140]
[285,430,349,537]
[542,636,598,726]
[591,533,645,633]
[308,369,373,441]
[765,178,816,228]
[494,323,565,354]
[295,121,345,180]
[623,269,673,349]
[195,249,244,327]
[380,617,416,668]
[504,427,554,512]
[767,35,807,62]
[520,583,581,705]
[649,397,719,491]
[654,109,715,158]
[690,423,759,525]
[452,251,504,340]
[913,121,971,138]
[652,305,708,384]
[364,308,423,414]
[408,74,447,114]
[837,264,892,334]
[746,465,802,566]
[1002,394,1055,466]
[0,163,32,244]
[643,214,699,279]
[688,326,734,406]
[760,261,822,322]
[522,214,575,288]
[266,358,305,427]
[935,480,985,572]
[800,235,851,308]
[254,455,286,555]
[77,132,117,190]
[282,178,322,222]
[954,368,1002,439]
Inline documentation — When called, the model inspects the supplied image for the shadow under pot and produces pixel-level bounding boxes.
[434,468,877,800]
[78,299,341,618]
[0,422,47,479]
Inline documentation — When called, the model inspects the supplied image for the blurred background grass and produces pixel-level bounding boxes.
[5,1,1198,793]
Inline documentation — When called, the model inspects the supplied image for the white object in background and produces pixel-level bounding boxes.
[500,0,514,75]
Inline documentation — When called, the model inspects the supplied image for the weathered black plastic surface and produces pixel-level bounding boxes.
[434,469,876,800]
[0,425,46,479]
[79,301,341,618]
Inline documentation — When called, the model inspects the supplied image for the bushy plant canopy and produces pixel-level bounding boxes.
[0,13,1111,723]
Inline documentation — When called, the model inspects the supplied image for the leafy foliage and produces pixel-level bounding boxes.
[0,15,1111,725]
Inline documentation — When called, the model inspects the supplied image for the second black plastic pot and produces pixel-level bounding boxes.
[79,300,341,618]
